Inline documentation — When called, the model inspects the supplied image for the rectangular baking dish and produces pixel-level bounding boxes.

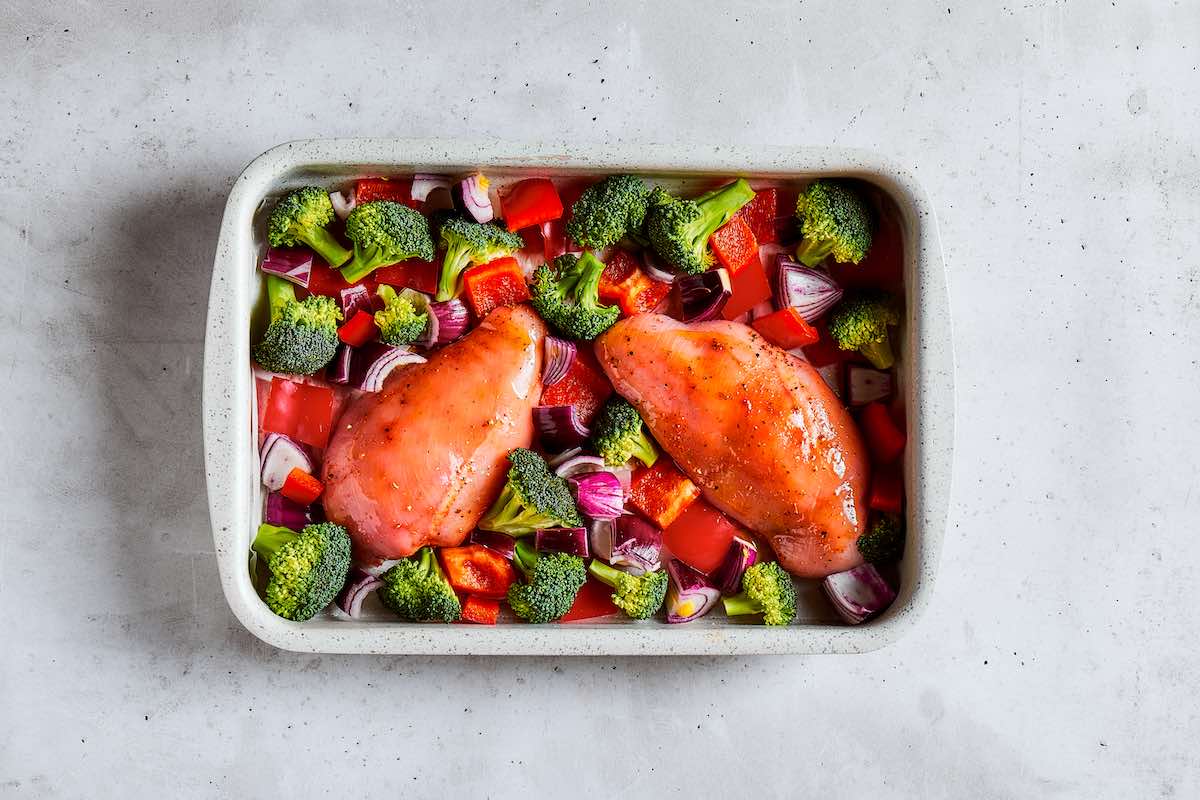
[203,138,953,655]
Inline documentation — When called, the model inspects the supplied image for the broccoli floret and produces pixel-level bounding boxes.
[565,174,652,248]
[478,448,582,535]
[827,290,900,369]
[722,561,797,626]
[645,179,756,275]
[794,179,873,267]
[251,522,352,621]
[374,284,430,345]
[857,513,905,564]
[587,560,668,620]
[435,217,525,301]
[341,200,436,284]
[529,253,620,341]
[252,274,342,374]
[267,186,352,268]
[590,396,658,467]
[376,547,462,622]
[507,540,587,623]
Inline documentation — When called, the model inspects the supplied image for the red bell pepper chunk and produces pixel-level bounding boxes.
[801,320,853,367]
[625,278,671,315]
[663,498,745,574]
[461,257,531,319]
[261,377,336,449]
[501,178,564,232]
[751,307,819,349]
[280,467,324,505]
[558,576,622,622]
[868,465,903,513]
[372,257,440,296]
[540,219,569,260]
[354,178,419,208]
[720,254,772,320]
[859,402,906,464]
[440,544,517,599]
[460,595,501,625]
[735,187,778,244]
[630,460,700,530]
[709,215,759,275]
[539,347,613,426]
[303,258,360,298]
[597,249,640,302]
[337,310,377,347]
[596,250,667,315]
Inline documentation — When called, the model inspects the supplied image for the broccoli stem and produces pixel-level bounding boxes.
[341,246,385,285]
[695,178,756,238]
[264,275,298,322]
[860,339,895,370]
[794,237,836,267]
[722,592,763,617]
[298,226,352,268]
[436,244,472,301]
[251,523,298,564]
[587,559,625,588]
[629,431,659,468]
[513,539,538,578]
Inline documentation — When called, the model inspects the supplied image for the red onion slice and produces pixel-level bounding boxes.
[641,249,677,284]
[846,364,894,406]
[533,405,590,451]
[588,518,614,561]
[349,342,426,392]
[823,564,897,624]
[542,336,576,387]
[410,174,452,202]
[568,471,624,520]
[338,284,376,319]
[335,567,382,618]
[709,537,759,595]
[471,529,517,560]
[553,453,608,480]
[609,515,663,575]
[535,527,590,557]
[675,268,732,322]
[329,190,356,220]
[454,174,494,223]
[326,344,353,385]
[430,298,469,344]
[666,559,721,623]
[775,256,843,322]
[260,433,313,491]
[264,491,312,529]
[260,248,313,288]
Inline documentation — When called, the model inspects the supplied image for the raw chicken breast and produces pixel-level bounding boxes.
[322,305,546,561]
[595,313,869,578]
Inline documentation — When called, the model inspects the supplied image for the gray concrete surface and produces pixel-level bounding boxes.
[2,1,1198,797]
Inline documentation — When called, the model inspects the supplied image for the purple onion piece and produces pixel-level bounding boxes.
[471,529,517,560]
[568,471,624,520]
[338,284,376,319]
[326,344,353,385]
[823,563,897,624]
[335,567,382,618]
[846,364,894,406]
[553,453,605,479]
[349,342,426,392]
[430,298,470,343]
[453,173,494,223]
[259,433,313,491]
[710,537,759,595]
[410,174,452,202]
[775,256,843,322]
[533,405,590,451]
[610,515,663,575]
[260,248,314,288]
[329,190,356,220]
[265,491,312,529]
[542,335,576,387]
[588,518,614,561]
[666,559,721,623]
[675,268,732,322]
[535,527,590,557]
[640,249,677,284]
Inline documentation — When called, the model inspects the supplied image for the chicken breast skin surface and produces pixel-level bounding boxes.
[322,304,546,562]
[595,313,869,578]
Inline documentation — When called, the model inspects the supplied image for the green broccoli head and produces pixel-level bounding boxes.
[374,284,430,346]
[267,186,352,268]
[722,561,797,626]
[436,217,525,301]
[507,540,587,623]
[827,290,900,369]
[252,275,342,374]
[587,560,668,620]
[565,174,652,248]
[646,179,756,275]
[529,253,620,341]
[377,547,462,622]
[590,396,658,467]
[478,448,582,536]
[341,200,436,284]
[857,513,905,564]
[251,522,352,621]
[794,179,873,267]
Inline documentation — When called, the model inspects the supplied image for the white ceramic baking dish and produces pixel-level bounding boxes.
[203,139,953,655]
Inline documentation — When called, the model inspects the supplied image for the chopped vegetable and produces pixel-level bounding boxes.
[666,559,721,623]
[259,432,313,491]
[588,518,614,561]
[794,179,873,266]
[535,527,590,557]
[251,522,352,621]
[558,576,622,622]
[334,567,383,619]
[857,513,905,564]
[624,276,671,315]
[565,174,652,248]
[868,465,903,514]
[354,178,416,207]
[470,529,517,560]
[597,249,641,302]
[478,448,582,536]
[435,217,524,301]
[722,561,797,626]
[280,467,323,505]
[410,174,452,203]
[440,544,517,599]
[337,309,378,347]
[452,173,494,223]
[709,215,759,275]
[462,256,531,318]
[674,268,732,322]
[341,200,436,284]
[719,254,772,320]
[540,218,569,260]
[329,190,356,220]
[646,179,756,274]
[827,291,900,369]
[609,515,663,575]
[823,563,896,624]
[460,595,501,625]
[709,537,759,595]
[587,560,668,620]
[253,275,342,375]
[267,186,352,268]
[542,335,576,387]
[261,377,336,449]
[629,459,699,529]
[590,396,658,468]
[568,471,624,520]
[662,499,741,574]
[506,539,587,623]
[347,341,426,392]
[374,285,430,346]
[532,404,591,451]
[328,345,351,387]
[377,546,462,622]
[751,307,820,349]
[261,247,314,287]
[501,178,564,231]
[846,364,893,406]
[373,257,440,296]
[529,252,620,341]
[734,187,778,244]
[338,284,376,319]
[264,491,314,529]
[775,257,844,322]
[429,298,470,343]
[859,402,906,464]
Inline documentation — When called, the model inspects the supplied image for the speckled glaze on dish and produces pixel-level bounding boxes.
[203,139,953,655]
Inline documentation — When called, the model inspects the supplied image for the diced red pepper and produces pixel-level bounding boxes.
[837,197,904,292]
[354,178,419,208]
[558,576,622,622]
[460,595,501,625]
[596,250,667,315]
[303,258,359,298]
[539,347,613,425]
[663,498,745,574]
[501,178,564,232]
[280,467,324,505]
[720,254,772,320]
[540,219,568,260]
[868,465,903,513]
[801,320,853,367]
[735,187,778,244]
[373,257,440,296]
[337,310,377,347]
[751,307,819,349]
[859,402,906,464]
[597,249,641,303]
[440,545,517,599]
[261,377,336,449]
[630,460,701,530]
[462,257,531,319]
[625,278,671,315]
[709,215,759,275]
